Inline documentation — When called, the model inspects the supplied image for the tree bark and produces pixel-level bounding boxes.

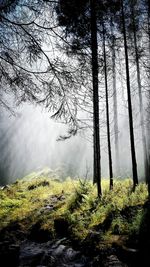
[90,0,101,196]
[121,0,138,190]
[111,17,120,176]
[103,23,113,190]
[147,0,150,196]
[131,2,149,185]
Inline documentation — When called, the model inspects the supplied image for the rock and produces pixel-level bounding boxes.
[39,205,54,214]
[103,255,127,267]
[19,238,90,267]
[0,186,5,190]
[52,244,66,256]
[44,204,54,209]
[73,264,86,267]
[42,253,56,266]
[50,195,59,203]
[51,238,67,248]
[2,185,10,190]
[49,243,86,266]
[20,241,44,266]
[65,247,80,261]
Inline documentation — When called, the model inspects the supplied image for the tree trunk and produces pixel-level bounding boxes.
[147,0,150,196]
[111,17,120,176]
[103,23,113,190]
[131,2,149,185]
[121,0,138,190]
[90,0,101,196]
[148,0,150,56]
[93,132,97,184]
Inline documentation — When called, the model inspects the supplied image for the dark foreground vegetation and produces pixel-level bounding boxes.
[0,170,150,266]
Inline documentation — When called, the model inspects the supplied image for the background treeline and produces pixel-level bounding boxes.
[0,0,150,196]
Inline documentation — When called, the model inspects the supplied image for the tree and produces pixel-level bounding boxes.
[0,0,83,135]
[90,0,101,196]
[56,0,102,196]
[121,0,138,190]
[142,0,150,195]
[102,22,113,189]
[110,16,120,176]
[2,0,150,195]
[143,0,150,195]
[129,0,149,185]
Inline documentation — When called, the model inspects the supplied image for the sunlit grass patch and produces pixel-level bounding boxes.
[0,173,148,246]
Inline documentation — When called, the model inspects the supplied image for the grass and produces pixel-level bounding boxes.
[0,171,148,248]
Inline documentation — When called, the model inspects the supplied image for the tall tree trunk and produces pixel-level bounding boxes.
[103,23,113,190]
[121,0,138,190]
[148,0,150,56]
[93,132,97,184]
[90,0,101,197]
[111,17,120,176]
[143,0,150,196]
[131,2,149,185]
[147,0,150,196]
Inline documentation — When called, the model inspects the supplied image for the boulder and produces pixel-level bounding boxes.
[19,241,44,266]
[103,255,127,267]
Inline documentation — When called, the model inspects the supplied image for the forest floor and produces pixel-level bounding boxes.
[0,169,150,266]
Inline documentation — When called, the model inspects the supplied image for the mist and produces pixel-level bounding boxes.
[0,92,145,185]
[0,0,148,186]
[0,103,94,185]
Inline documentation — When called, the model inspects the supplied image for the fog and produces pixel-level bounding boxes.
[0,90,145,185]
[0,0,148,185]
[0,103,94,184]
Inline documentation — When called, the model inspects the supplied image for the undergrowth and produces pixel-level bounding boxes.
[0,172,148,246]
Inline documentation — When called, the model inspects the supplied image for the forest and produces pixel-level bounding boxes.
[0,0,150,266]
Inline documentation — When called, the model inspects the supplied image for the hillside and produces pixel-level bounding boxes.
[0,171,150,266]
